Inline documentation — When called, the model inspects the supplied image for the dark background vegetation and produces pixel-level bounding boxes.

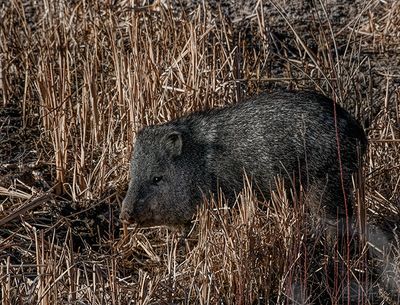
[0,0,399,304]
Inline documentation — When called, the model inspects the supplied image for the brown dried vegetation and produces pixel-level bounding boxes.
[0,0,399,304]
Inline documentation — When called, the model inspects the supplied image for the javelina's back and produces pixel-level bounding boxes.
[121,91,367,227]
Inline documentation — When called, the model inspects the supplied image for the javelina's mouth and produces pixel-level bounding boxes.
[119,210,131,222]
[119,209,155,227]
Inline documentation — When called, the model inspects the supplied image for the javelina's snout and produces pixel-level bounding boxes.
[120,191,148,224]
[119,205,133,223]
[120,195,137,224]
[119,199,132,223]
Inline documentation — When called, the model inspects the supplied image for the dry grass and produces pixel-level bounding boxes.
[0,0,399,304]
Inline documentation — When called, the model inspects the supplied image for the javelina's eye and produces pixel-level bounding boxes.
[152,176,163,185]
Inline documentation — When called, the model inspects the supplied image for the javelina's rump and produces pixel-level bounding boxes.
[120,91,367,227]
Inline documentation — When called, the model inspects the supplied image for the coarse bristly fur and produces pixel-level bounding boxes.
[120,90,367,227]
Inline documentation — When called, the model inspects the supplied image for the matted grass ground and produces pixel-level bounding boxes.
[0,0,399,304]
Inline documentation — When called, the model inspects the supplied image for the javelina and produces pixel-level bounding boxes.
[120,91,367,227]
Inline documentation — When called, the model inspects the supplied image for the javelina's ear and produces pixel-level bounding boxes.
[163,131,182,157]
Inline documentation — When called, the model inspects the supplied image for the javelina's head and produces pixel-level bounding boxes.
[120,125,202,227]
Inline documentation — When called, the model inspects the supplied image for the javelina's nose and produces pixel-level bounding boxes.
[119,204,133,223]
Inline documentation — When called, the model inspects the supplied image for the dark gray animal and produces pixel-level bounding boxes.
[120,91,367,227]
